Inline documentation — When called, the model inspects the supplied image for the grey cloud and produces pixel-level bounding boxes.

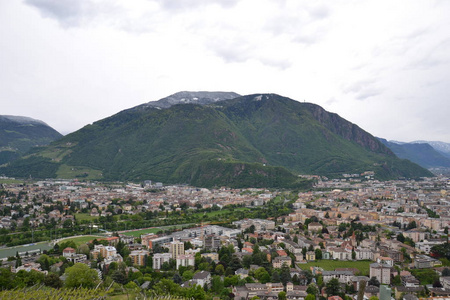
[24,0,118,27]
[405,38,450,70]
[263,5,331,45]
[152,0,240,12]
[343,79,376,94]
[355,89,382,101]
[343,79,383,101]
[309,5,330,19]
[207,38,292,70]
[258,57,292,70]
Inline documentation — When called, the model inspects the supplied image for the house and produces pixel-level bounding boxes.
[201,252,219,263]
[272,256,291,268]
[355,247,374,260]
[306,251,316,261]
[308,222,323,232]
[236,268,249,278]
[377,257,394,267]
[322,270,354,284]
[62,247,76,258]
[192,271,211,287]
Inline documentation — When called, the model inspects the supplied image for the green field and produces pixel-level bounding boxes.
[193,207,251,218]
[121,227,162,237]
[75,213,98,222]
[120,223,195,238]
[298,260,371,276]
[0,178,24,184]
[56,164,103,180]
[58,235,103,247]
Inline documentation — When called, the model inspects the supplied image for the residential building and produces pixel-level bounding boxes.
[370,263,391,285]
[169,241,185,260]
[152,253,172,270]
[129,250,149,266]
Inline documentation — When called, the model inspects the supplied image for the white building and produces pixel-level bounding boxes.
[176,254,195,269]
[153,253,172,270]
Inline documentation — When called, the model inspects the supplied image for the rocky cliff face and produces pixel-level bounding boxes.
[303,103,393,155]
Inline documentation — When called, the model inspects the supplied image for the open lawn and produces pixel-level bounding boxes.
[298,260,371,276]
[120,227,161,237]
[193,207,251,218]
[120,224,194,237]
[58,235,103,247]
[56,164,103,180]
[75,213,98,222]
[0,178,24,184]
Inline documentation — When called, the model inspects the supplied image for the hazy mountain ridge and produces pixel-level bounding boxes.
[413,140,450,158]
[0,115,62,165]
[379,138,450,171]
[0,93,432,186]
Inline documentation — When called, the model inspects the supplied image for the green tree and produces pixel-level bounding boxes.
[306,295,316,300]
[368,276,380,287]
[392,275,401,286]
[215,264,225,276]
[326,278,341,296]
[307,283,319,295]
[315,248,323,260]
[357,280,366,300]
[280,264,292,286]
[255,267,271,284]
[43,273,63,289]
[64,263,99,288]
[278,291,287,300]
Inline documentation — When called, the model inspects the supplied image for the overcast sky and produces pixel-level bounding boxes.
[1,0,449,142]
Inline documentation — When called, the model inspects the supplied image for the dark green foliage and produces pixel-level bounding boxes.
[368,276,380,287]
[326,277,341,296]
[431,243,450,259]
[1,94,432,184]
[410,269,439,285]
[0,156,59,178]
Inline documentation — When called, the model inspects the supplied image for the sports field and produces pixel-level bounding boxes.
[298,260,371,276]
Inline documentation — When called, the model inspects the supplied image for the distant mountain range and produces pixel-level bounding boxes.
[379,139,450,174]
[0,115,62,165]
[0,92,432,187]
[413,140,450,158]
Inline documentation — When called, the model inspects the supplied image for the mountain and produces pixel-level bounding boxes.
[0,115,62,165]
[0,93,433,187]
[413,140,450,159]
[133,91,241,109]
[379,139,450,169]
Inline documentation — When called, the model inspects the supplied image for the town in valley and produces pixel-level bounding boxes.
[0,173,449,300]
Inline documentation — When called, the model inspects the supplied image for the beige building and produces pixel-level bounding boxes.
[370,263,391,285]
[170,241,185,260]
[129,250,149,266]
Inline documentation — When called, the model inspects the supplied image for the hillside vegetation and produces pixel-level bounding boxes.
[0,93,432,186]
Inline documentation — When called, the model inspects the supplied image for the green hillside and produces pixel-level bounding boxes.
[0,93,433,186]
[0,115,62,165]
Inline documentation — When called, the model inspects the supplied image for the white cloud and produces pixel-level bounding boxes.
[0,0,448,142]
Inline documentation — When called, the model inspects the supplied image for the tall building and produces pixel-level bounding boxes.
[170,241,185,260]
[153,253,172,270]
[129,250,149,266]
[370,263,391,285]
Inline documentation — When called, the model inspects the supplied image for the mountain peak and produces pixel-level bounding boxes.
[139,91,241,109]
[0,115,49,126]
